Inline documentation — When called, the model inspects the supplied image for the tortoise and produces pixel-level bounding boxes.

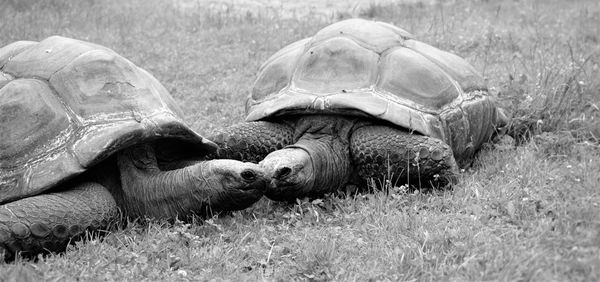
[210,19,506,201]
[0,36,265,259]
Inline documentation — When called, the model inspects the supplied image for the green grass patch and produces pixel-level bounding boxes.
[1,0,599,280]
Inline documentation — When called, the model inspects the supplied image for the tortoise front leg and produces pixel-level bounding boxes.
[209,121,295,163]
[350,125,458,189]
[0,182,118,261]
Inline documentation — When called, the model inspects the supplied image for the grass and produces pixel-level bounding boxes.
[1,0,599,280]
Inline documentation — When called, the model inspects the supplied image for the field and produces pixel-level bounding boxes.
[1,0,599,280]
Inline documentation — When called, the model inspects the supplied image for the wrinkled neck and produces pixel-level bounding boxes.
[118,157,216,220]
[291,135,352,195]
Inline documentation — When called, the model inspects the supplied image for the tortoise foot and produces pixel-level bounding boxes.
[350,125,458,189]
[0,182,118,261]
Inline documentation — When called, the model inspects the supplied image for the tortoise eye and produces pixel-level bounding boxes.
[241,170,257,181]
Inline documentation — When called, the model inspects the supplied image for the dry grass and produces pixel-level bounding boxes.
[1,0,599,280]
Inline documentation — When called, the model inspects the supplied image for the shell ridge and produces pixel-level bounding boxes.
[0,79,78,171]
[43,75,84,126]
[259,38,309,72]
[47,48,97,79]
[0,40,39,70]
[375,21,414,39]
[404,39,487,92]
[311,34,403,56]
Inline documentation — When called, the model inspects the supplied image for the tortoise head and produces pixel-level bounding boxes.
[258,147,315,201]
[201,159,267,193]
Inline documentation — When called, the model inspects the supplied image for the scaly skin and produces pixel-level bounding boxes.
[261,136,353,201]
[210,121,295,163]
[0,183,118,261]
[0,143,265,260]
[117,144,264,219]
[212,115,459,201]
[350,125,458,188]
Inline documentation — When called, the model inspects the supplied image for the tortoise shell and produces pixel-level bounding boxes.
[0,36,216,204]
[246,19,501,162]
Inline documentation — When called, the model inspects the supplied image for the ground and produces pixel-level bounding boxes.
[0,0,599,280]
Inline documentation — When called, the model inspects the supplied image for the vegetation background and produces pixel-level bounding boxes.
[1,0,599,280]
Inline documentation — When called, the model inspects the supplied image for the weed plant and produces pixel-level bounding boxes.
[1,0,599,280]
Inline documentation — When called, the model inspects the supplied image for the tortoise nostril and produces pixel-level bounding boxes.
[241,170,257,181]
[274,167,292,180]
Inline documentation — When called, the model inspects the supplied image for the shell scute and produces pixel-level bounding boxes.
[137,67,183,118]
[0,40,37,68]
[404,40,486,92]
[251,40,305,102]
[0,71,13,88]
[294,37,378,93]
[308,19,410,53]
[377,47,460,110]
[49,49,165,122]
[0,79,70,166]
[375,21,414,39]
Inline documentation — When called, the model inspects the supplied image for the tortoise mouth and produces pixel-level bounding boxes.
[240,177,267,191]
[267,177,304,191]
[263,180,306,202]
